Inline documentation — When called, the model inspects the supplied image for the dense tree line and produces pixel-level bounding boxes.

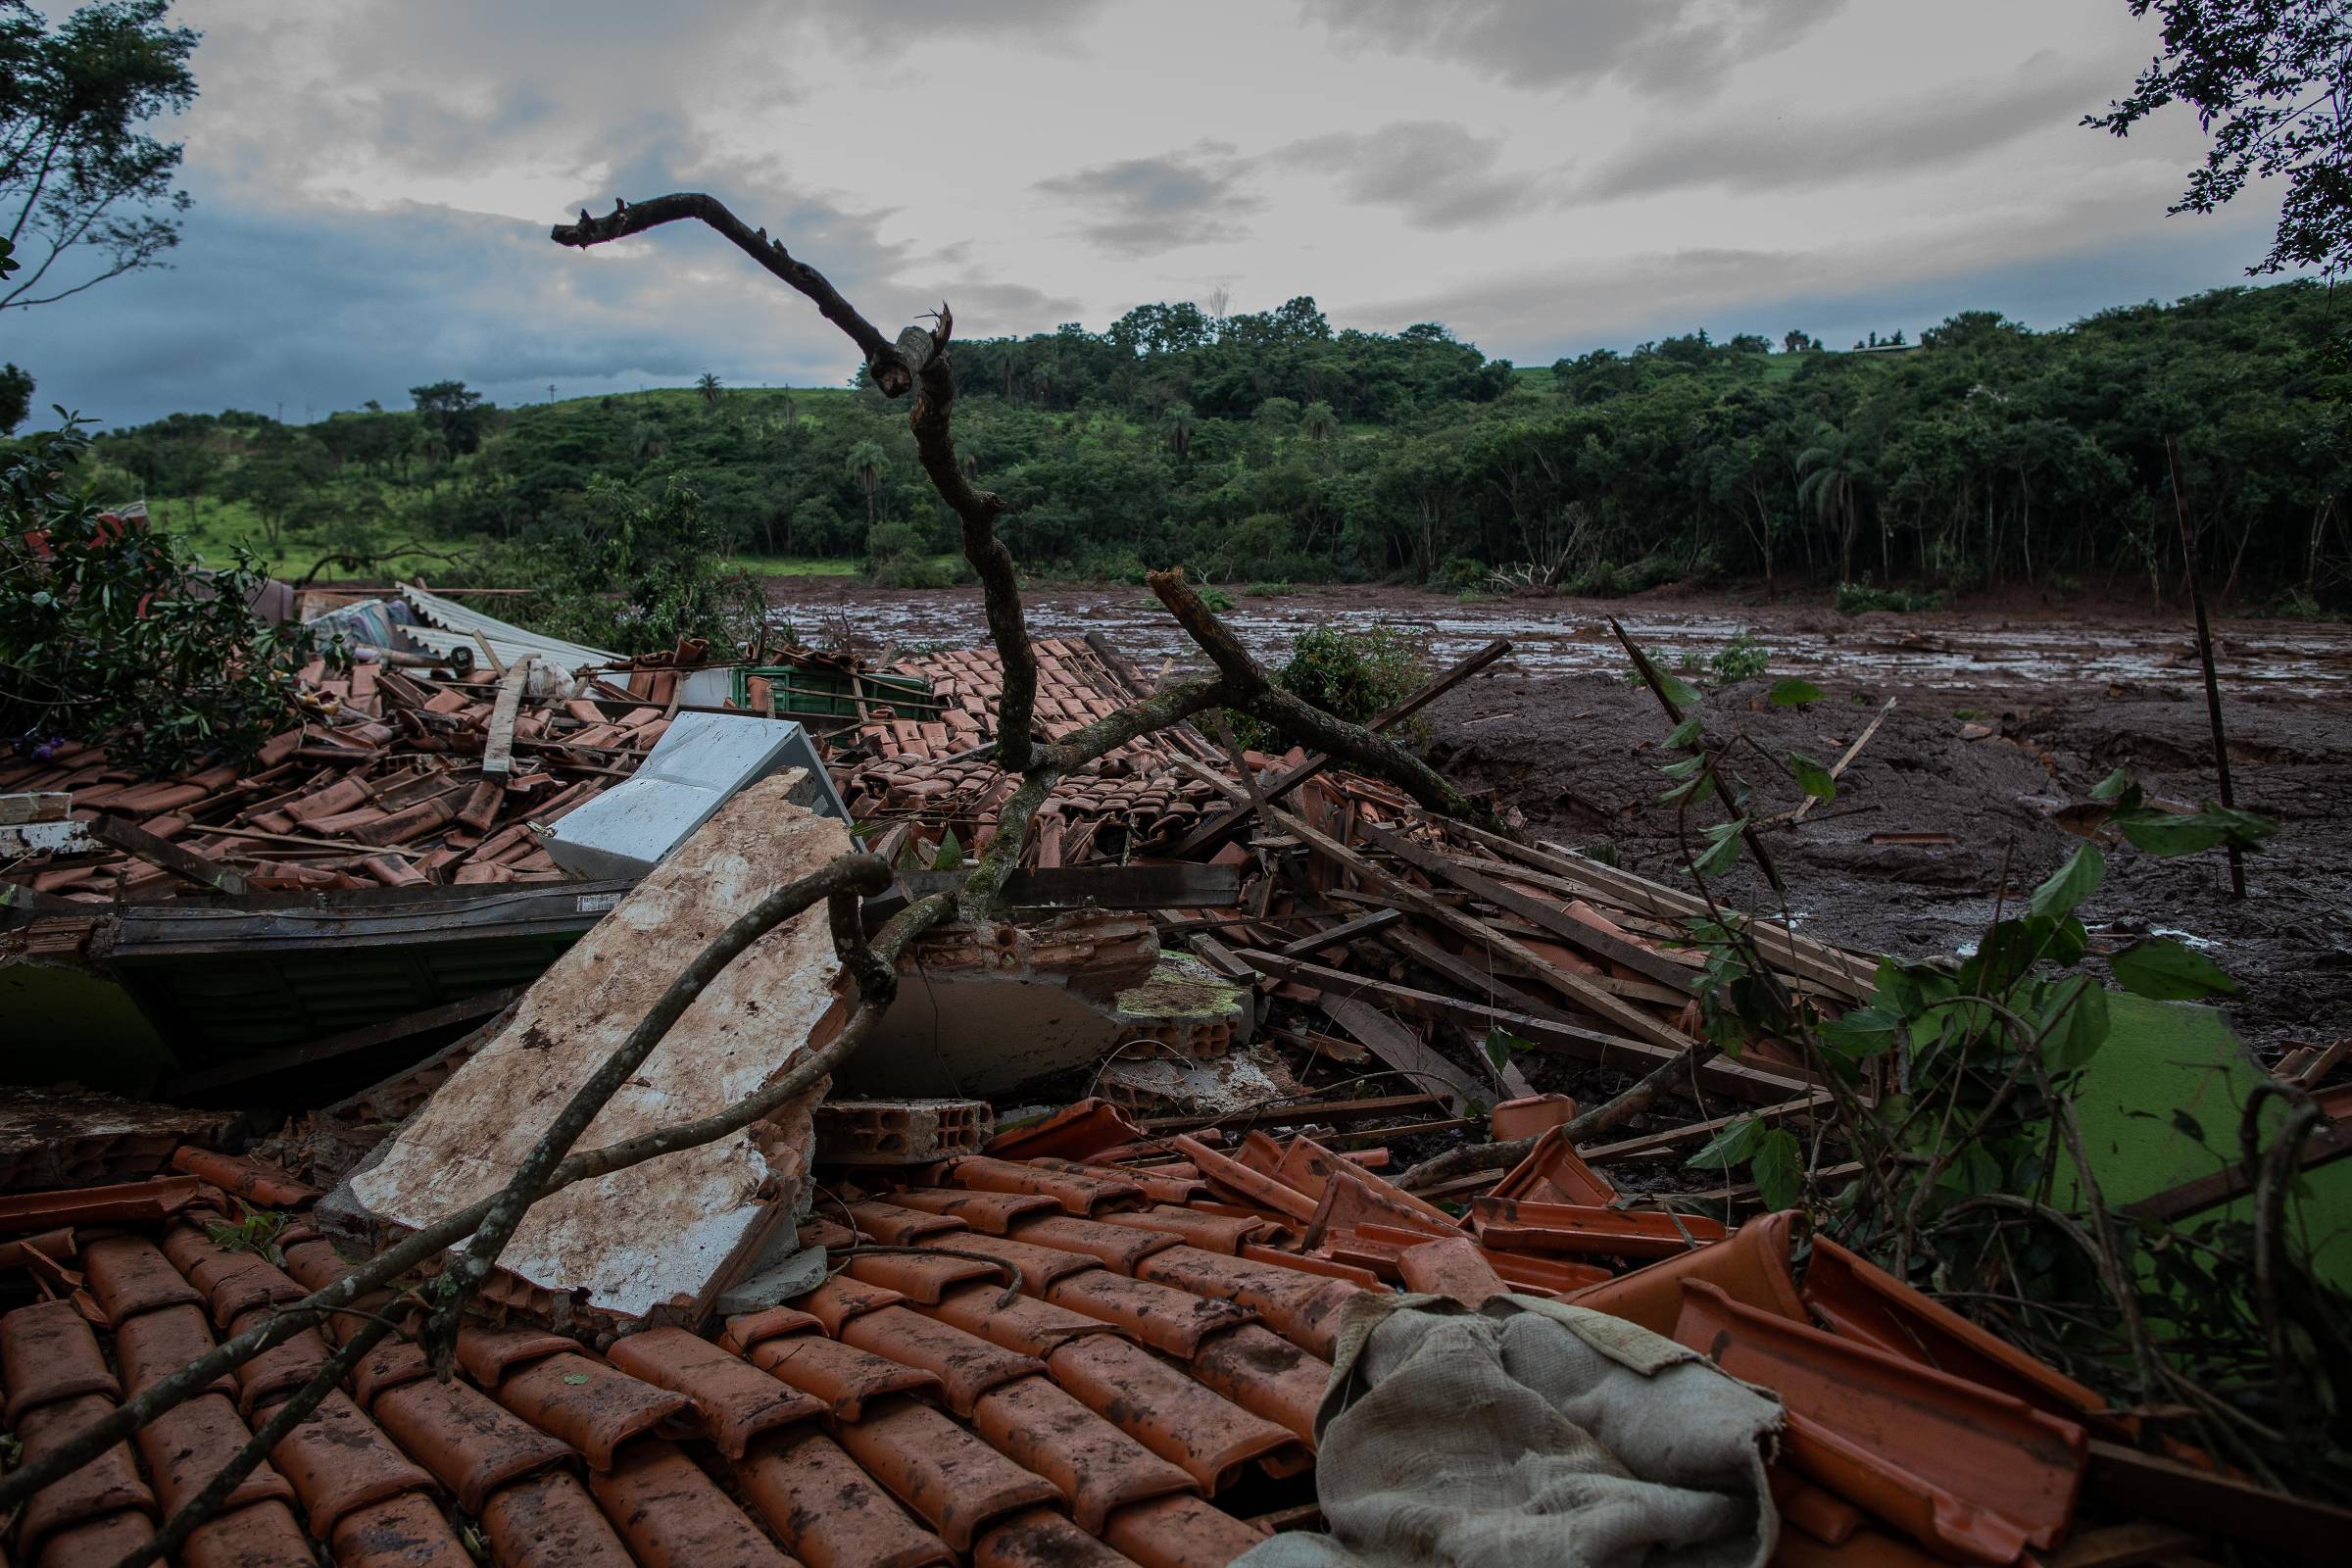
[65,280,2352,606]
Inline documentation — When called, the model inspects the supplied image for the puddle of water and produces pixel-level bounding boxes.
[767,587,2352,698]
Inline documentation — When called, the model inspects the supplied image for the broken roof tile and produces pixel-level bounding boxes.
[606,1327,824,1458]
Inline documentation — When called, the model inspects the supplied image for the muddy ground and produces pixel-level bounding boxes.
[768,577,2352,1056]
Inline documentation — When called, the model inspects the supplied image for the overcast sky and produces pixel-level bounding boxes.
[7,0,2294,428]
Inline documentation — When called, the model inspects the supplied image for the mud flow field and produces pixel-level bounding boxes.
[770,578,2352,1053]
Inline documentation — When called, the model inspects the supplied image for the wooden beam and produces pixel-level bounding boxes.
[480,654,538,777]
[1578,1093,1831,1164]
[1171,637,1510,856]
[877,861,1243,911]
[1318,995,1487,1115]
[1273,907,1401,956]
[84,815,248,896]
[1359,820,1691,992]
[1243,950,1817,1105]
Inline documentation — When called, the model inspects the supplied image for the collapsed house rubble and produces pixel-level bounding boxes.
[6,610,2348,1568]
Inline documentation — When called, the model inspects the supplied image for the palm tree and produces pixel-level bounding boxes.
[696,372,723,411]
[1299,401,1341,472]
[845,440,886,525]
[1796,424,1870,583]
[1161,402,1198,460]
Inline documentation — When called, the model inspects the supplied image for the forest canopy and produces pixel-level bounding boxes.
[63,279,2352,607]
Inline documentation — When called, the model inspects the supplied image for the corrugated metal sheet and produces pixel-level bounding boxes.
[398,581,616,672]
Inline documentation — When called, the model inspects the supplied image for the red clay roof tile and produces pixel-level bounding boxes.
[732,1425,953,1568]
[913,1232,1101,1293]
[169,1147,319,1211]
[133,1391,298,1517]
[33,1508,161,1568]
[828,1394,1061,1553]
[370,1376,574,1515]
[1041,1271,1255,1359]
[257,1389,436,1542]
[584,1439,795,1568]
[973,1506,1141,1568]
[112,1302,235,1404]
[833,1305,1043,1418]
[1134,1248,1361,1359]
[13,1394,157,1558]
[943,1158,1144,1216]
[1674,1280,2085,1562]
[796,1275,910,1336]
[985,1101,1143,1163]
[969,1375,1196,1533]
[1470,1197,1725,1259]
[328,1492,474,1568]
[2,1299,121,1422]
[606,1327,823,1459]
[160,1226,306,1328]
[1043,1335,1300,1493]
[223,1306,330,1418]
[492,1352,692,1471]
[476,1469,636,1568]
[454,1323,577,1388]
[177,1496,314,1568]
[1186,1326,1330,1446]
[1007,1215,1184,1274]
[915,1282,1125,1359]
[841,1250,1010,1303]
[77,1234,203,1325]
[847,1200,971,1246]
[1100,1494,1269,1568]
[885,1189,1064,1235]
[720,1305,825,1357]
[1111,1206,1265,1255]
[1565,1209,1805,1336]
[747,1333,941,1420]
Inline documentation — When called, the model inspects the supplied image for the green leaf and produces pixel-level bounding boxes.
[1687,1115,1766,1171]
[1482,1028,1532,1074]
[1788,751,1836,802]
[1767,677,1825,708]
[1665,716,1704,750]
[1657,670,1704,710]
[2029,844,2106,920]
[1690,818,1746,877]
[2111,938,2238,1001]
[930,828,963,871]
[1819,1004,1902,1059]
[2089,767,2132,802]
[1658,755,1706,781]
[2114,806,2278,858]
[563,1373,590,1386]
[1751,1129,1803,1210]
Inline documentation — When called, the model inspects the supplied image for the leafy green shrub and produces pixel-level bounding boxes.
[1433,556,1486,594]
[1246,581,1296,597]
[520,477,765,655]
[873,553,958,590]
[1231,624,1428,752]
[1835,580,1949,614]
[1709,631,1769,683]
[0,421,311,774]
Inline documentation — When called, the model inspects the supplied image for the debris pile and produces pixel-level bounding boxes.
[4,620,2347,1568]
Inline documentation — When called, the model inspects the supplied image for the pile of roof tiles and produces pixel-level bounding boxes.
[831,640,1229,862]
[0,657,658,902]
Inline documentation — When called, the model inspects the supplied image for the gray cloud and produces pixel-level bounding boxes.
[1580,56,2120,200]
[813,0,1111,51]
[1273,121,1549,228]
[1298,0,1844,95]
[1032,143,1262,256]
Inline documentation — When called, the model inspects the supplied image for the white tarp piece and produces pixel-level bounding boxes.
[543,711,851,880]
[398,581,616,672]
[1239,1293,1783,1568]
[344,773,849,1322]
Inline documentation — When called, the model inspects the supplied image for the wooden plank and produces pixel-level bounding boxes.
[2085,1438,2352,1560]
[84,815,248,896]
[1273,907,1401,956]
[886,861,1243,909]
[1171,638,1510,856]
[1175,759,1702,1056]
[1318,995,1487,1115]
[1244,950,1817,1105]
[1578,1093,1832,1164]
[480,654,538,777]
[162,984,527,1097]
[1360,820,1691,992]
